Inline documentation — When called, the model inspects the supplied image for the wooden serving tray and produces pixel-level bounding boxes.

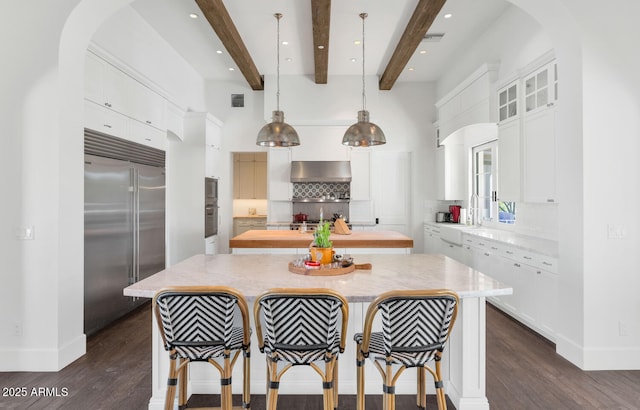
[288,262,356,276]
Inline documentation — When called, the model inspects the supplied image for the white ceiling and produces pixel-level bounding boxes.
[130,0,510,85]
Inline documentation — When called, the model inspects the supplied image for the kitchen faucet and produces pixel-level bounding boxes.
[470,193,481,226]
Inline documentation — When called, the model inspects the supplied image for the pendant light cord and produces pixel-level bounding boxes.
[360,13,367,112]
[275,13,282,112]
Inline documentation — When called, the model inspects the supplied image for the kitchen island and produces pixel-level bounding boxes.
[229,229,414,254]
[124,253,511,410]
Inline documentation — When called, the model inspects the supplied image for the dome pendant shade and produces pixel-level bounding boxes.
[342,110,386,147]
[256,110,300,147]
[256,13,300,147]
[343,12,386,147]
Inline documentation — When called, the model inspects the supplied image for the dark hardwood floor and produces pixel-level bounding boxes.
[1,302,638,409]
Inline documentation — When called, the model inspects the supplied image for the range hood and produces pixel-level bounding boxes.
[290,161,352,183]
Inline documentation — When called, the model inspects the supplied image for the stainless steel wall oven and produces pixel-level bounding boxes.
[205,177,219,237]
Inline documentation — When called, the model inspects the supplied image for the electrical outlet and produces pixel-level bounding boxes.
[619,321,629,337]
[14,321,23,336]
[607,224,626,239]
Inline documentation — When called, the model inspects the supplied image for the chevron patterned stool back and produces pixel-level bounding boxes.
[153,286,251,410]
[254,288,349,410]
[354,289,459,410]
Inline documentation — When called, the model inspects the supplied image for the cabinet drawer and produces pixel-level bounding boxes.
[532,255,558,274]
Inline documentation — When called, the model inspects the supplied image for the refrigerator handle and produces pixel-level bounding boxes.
[131,167,140,284]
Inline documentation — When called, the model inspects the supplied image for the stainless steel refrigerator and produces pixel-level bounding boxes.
[84,152,165,335]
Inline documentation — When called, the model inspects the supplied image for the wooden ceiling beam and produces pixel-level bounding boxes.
[379,0,446,90]
[311,0,331,84]
[195,0,264,90]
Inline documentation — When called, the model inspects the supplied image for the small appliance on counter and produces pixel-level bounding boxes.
[436,212,451,223]
[449,205,461,223]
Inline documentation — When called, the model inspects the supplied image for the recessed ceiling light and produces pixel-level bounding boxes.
[285,57,292,62]
[216,50,223,54]
[419,50,427,54]
[189,13,198,19]
[228,67,235,71]
[282,41,289,46]
[444,13,453,19]
[318,45,325,49]
[408,67,415,71]
[354,40,361,45]
[350,58,357,63]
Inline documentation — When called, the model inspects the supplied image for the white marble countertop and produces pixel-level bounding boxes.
[425,222,558,257]
[124,253,512,302]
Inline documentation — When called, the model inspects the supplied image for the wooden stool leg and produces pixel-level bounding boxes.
[434,360,447,410]
[322,359,335,410]
[165,354,178,410]
[178,358,188,408]
[384,361,394,410]
[356,350,365,410]
[221,351,233,410]
[243,349,251,409]
[333,359,339,410]
[267,359,280,410]
[417,366,426,409]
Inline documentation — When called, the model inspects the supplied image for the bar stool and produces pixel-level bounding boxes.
[254,288,349,410]
[153,286,252,410]
[354,289,459,410]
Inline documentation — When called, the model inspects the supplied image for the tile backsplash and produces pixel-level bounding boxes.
[293,182,350,198]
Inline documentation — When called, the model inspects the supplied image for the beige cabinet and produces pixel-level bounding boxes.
[233,217,267,237]
[234,153,267,199]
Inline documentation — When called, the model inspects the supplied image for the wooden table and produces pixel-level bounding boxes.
[125,253,511,410]
[229,229,414,253]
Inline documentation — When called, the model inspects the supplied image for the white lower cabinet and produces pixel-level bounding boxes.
[423,224,441,254]
[442,232,557,342]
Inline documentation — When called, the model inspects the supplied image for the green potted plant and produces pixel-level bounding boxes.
[311,220,334,264]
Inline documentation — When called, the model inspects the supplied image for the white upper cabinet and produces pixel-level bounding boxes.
[84,51,167,132]
[523,106,557,203]
[349,149,371,200]
[522,60,558,203]
[524,62,558,114]
[498,82,519,123]
[494,54,559,204]
[497,119,521,202]
[268,148,292,201]
[436,142,466,201]
[436,64,497,142]
[205,116,222,179]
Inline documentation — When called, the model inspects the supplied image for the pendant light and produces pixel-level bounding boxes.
[256,13,300,147]
[342,13,386,147]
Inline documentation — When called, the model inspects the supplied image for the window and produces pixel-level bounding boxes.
[472,141,517,224]
[472,142,497,222]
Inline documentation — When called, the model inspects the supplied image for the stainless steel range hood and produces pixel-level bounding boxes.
[290,161,352,183]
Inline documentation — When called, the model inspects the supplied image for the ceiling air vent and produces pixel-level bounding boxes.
[422,33,445,43]
[231,94,244,107]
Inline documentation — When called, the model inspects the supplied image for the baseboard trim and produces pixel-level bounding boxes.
[0,333,85,371]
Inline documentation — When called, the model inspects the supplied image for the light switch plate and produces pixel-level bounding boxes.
[607,224,626,239]
[16,226,35,240]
